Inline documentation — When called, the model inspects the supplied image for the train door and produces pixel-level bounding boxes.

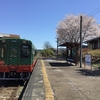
[8,46,18,65]
[0,44,6,65]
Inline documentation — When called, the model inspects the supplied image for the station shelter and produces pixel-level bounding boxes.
[59,42,79,65]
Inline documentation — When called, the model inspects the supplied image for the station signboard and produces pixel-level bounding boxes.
[85,54,92,66]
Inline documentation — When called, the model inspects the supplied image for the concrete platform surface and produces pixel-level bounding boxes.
[44,58,100,100]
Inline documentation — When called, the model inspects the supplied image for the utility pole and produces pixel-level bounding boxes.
[57,38,58,60]
[80,16,82,68]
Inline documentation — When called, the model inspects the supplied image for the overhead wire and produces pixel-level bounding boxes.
[88,6,100,16]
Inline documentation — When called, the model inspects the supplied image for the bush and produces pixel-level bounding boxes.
[83,49,100,58]
[41,49,54,57]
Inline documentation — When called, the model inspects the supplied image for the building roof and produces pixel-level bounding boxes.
[0,33,20,38]
[84,36,100,43]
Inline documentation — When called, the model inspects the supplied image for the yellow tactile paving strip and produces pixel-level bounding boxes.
[41,60,54,100]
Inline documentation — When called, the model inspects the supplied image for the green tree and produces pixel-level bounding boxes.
[43,41,53,49]
[41,41,55,57]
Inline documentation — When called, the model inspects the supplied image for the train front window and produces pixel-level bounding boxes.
[20,45,31,58]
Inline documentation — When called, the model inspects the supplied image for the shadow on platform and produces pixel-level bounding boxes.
[49,62,74,67]
[76,69,100,76]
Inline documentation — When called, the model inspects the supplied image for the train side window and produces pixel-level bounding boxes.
[32,50,36,56]
[0,47,5,58]
[11,48,17,57]
[32,50,35,54]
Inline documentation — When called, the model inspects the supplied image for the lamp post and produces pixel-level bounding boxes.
[80,16,82,68]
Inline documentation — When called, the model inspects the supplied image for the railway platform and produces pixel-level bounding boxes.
[22,58,54,100]
[22,59,45,100]
[22,58,100,100]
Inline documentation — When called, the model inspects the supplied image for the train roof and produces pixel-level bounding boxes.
[0,38,30,41]
[0,38,33,44]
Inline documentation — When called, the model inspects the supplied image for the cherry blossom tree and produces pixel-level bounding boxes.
[56,14,100,45]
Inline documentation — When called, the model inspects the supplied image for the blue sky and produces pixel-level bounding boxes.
[0,0,100,49]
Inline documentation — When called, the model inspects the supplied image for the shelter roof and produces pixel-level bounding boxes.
[59,42,79,47]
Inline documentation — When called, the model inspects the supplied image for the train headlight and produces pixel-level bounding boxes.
[23,40,26,43]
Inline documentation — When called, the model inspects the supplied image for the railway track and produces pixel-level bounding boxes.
[0,80,27,100]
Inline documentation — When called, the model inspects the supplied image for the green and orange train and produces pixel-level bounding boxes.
[0,38,36,80]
